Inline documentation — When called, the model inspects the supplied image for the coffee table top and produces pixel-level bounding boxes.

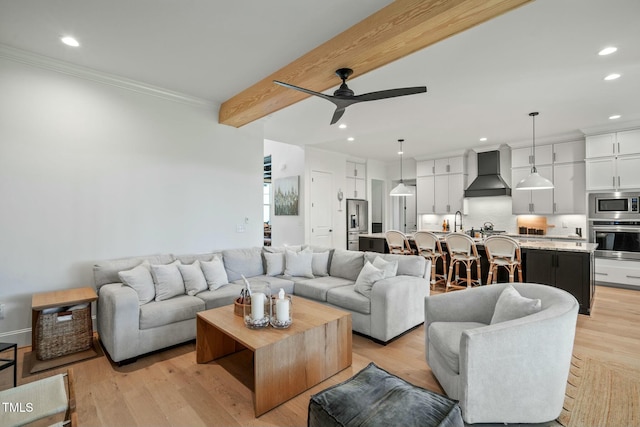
[197,296,350,351]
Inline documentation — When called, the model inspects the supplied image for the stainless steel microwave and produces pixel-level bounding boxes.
[589,192,640,220]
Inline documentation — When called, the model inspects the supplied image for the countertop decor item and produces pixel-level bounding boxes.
[516,112,554,190]
[243,279,271,329]
[270,288,292,329]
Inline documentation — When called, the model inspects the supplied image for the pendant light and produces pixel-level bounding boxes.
[390,139,415,197]
[516,112,554,190]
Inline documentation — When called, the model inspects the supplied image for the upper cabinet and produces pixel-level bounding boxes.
[346,161,366,199]
[585,129,640,191]
[417,156,466,214]
[511,140,585,214]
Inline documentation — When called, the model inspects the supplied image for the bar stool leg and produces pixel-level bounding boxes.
[487,262,494,285]
[466,262,472,288]
[476,261,482,286]
[446,261,455,291]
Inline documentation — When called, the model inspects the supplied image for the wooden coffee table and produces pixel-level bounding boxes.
[196,296,352,416]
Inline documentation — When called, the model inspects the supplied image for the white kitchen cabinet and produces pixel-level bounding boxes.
[346,161,365,178]
[345,161,366,198]
[511,145,553,168]
[585,133,616,158]
[553,162,585,214]
[511,166,554,214]
[416,175,435,213]
[434,156,464,175]
[553,140,585,163]
[434,173,465,214]
[616,129,640,155]
[416,160,435,177]
[595,258,640,288]
[617,154,640,189]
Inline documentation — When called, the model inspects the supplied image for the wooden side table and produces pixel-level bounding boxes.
[29,287,98,373]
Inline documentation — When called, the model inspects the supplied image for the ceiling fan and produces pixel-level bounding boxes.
[273,68,427,125]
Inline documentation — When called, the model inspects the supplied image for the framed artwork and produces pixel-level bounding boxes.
[274,176,299,216]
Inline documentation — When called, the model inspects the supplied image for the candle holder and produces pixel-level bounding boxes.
[243,282,271,329]
[270,292,292,329]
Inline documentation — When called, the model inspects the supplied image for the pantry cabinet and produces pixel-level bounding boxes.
[345,161,366,199]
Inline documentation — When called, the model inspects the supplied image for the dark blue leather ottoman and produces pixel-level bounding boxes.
[308,363,463,427]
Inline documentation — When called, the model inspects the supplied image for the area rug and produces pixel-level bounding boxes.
[558,354,640,427]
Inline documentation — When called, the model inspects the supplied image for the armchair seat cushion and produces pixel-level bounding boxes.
[429,322,486,373]
[139,295,204,330]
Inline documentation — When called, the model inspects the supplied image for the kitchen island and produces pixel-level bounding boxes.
[359,233,597,314]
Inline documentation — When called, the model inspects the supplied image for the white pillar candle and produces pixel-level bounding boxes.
[251,292,265,320]
[276,298,290,322]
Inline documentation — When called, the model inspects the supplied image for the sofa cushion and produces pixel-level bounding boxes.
[312,251,330,277]
[294,276,354,301]
[94,254,175,289]
[365,252,426,278]
[330,249,364,281]
[327,284,371,314]
[196,284,244,310]
[354,261,385,299]
[233,275,295,295]
[284,249,314,278]
[223,247,264,281]
[201,256,229,290]
[490,284,542,324]
[178,260,208,296]
[173,252,220,264]
[118,261,156,305]
[429,321,487,374]
[372,256,398,279]
[264,252,285,276]
[151,261,185,302]
[139,295,204,330]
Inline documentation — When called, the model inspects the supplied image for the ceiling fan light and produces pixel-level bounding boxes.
[516,171,554,190]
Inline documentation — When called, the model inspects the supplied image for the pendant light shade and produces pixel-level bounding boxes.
[390,139,414,197]
[516,112,554,190]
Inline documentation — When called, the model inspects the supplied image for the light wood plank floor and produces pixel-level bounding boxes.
[1,285,639,426]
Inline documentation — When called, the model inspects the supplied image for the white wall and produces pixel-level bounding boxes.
[264,139,305,246]
[0,57,263,345]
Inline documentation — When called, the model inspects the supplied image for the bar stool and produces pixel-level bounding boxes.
[484,235,523,284]
[385,230,415,255]
[413,231,447,291]
[444,232,482,291]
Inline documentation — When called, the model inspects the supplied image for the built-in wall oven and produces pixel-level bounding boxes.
[588,192,640,260]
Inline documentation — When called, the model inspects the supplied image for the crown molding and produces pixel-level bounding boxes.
[0,43,217,110]
[579,119,640,136]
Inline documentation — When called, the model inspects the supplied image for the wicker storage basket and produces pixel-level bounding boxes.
[36,306,92,360]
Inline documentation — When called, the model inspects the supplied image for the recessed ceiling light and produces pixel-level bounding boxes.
[347,137,354,142]
[609,115,621,120]
[479,137,487,142]
[339,124,347,129]
[598,47,617,56]
[604,73,621,81]
[397,151,403,155]
[61,36,80,47]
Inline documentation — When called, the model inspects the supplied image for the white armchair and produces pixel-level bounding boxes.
[424,283,579,424]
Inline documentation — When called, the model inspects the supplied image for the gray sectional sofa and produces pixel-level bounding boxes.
[93,246,431,363]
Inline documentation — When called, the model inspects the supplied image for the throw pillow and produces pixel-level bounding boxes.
[312,251,330,277]
[354,261,385,299]
[490,284,542,324]
[151,260,185,302]
[372,256,398,279]
[118,260,155,305]
[201,256,229,290]
[284,248,314,278]
[178,260,208,296]
[264,252,285,276]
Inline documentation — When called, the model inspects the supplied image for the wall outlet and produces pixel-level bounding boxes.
[562,222,568,228]
[0,303,5,319]
[236,224,245,233]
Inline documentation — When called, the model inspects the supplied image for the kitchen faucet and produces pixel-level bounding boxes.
[454,210,463,233]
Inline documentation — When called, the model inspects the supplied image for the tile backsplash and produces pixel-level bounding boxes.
[418,196,587,237]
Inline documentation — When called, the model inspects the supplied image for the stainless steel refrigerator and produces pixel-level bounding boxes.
[346,199,368,251]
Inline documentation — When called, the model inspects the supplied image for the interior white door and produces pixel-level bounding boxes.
[310,170,333,247]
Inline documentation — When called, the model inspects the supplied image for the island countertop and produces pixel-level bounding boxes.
[358,233,597,253]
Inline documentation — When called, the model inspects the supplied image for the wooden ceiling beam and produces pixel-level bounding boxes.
[219,0,532,128]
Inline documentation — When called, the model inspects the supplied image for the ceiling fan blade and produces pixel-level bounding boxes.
[330,108,346,125]
[356,86,427,102]
[273,80,334,102]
